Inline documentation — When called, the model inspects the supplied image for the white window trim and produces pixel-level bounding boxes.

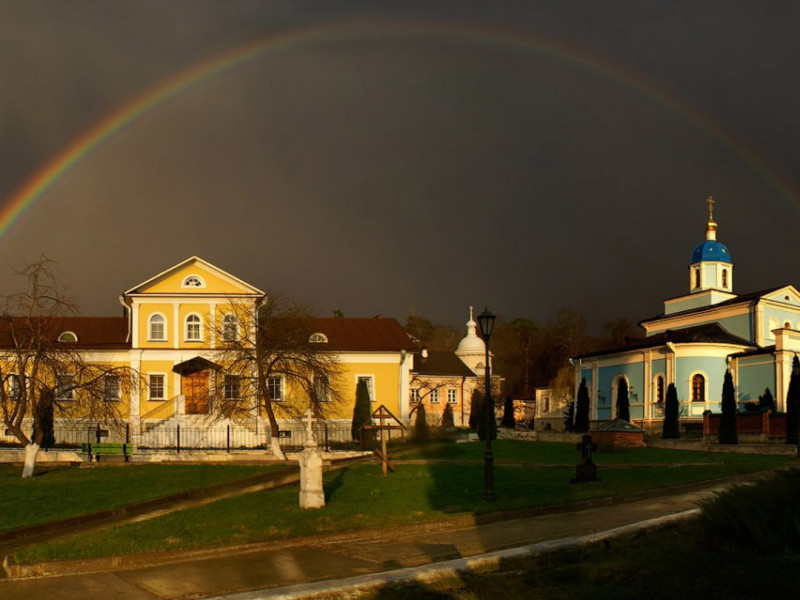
[148,312,168,342]
[184,313,204,342]
[104,375,122,402]
[56,374,75,401]
[410,388,421,403]
[181,274,206,288]
[57,330,78,343]
[148,372,167,401]
[688,370,708,404]
[224,374,241,400]
[268,375,285,402]
[314,375,331,402]
[356,374,375,402]
[610,375,631,418]
[430,388,440,404]
[652,373,665,403]
[447,389,458,404]
[222,313,239,342]
[309,332,328,343]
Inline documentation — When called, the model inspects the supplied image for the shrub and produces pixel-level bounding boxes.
[719,369,738,445]
[477,395,497,442]
[616,378,630,422]
[787,356,800,445]
[699,469,800,554]
[412,404,429,444]
[501,397,515,428]
[563,402,575,432]
[759,387,776,413]
[441,403,455,429]
[662,383,680,439]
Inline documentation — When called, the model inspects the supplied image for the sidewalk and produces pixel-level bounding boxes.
[0,475,744,600]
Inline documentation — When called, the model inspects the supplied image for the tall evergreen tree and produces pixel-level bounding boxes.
[574,378,590,433]
[501,397,515,428]
[662,383,680,439]
[719,369,739,445]
[477,394,497,441]
[351,379,372,443]
[413,404,429,444]
[469,389,483,430]
[759,387,775,413]
[786,356,800,445]
[441,402,455,429]
[616,378,630,422]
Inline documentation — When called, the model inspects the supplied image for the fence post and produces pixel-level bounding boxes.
[227,424,231,453]
[325,423,329,452]
[177,424,181,454]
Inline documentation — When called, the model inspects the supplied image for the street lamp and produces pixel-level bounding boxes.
[477,307,496,501]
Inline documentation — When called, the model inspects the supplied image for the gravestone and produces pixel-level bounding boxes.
[298,408,325,509]
[571,434,600,483]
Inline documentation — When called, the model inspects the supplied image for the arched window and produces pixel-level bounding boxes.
[785,321,792,330]
[182,275,205,288]
[691,374,705,402]
[222,314,238,342]
[57,331,78,343]
[185,314,202,341]
[694,268,701,289]
[149,314,166,341]
[654,375,665,404]
[309,333,328,343]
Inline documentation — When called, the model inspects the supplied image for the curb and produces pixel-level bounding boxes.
[203,509,702,600]
[2,469,771,580]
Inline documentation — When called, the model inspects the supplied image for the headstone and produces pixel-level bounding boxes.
[571,434,600,483]
[299,408,325,509]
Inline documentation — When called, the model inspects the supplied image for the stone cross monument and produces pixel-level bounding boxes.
[299,408,325,509]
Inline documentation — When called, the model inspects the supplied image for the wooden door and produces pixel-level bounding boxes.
[183,371,209,414]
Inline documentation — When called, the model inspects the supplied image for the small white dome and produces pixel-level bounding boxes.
[456,306,486,356]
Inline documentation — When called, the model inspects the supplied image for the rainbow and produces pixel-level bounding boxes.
[1,20,795,240]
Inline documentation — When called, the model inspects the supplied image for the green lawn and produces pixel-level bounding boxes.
[15,441,795,563]
[353,521,800,599]
[0,463,283,532]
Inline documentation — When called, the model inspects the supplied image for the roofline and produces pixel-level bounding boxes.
[124,256,266,296]
[639,287,786,326]
[573,339,756,360]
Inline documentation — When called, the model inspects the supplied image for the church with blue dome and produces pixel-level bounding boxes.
[572,198,800,427]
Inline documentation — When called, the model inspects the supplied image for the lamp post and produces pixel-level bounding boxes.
[477,307,496,501]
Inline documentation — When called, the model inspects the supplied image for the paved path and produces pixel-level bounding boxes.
[0,479,726,600]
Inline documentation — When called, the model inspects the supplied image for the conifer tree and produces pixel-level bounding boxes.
[616,378,630,422]
[574,378,590,433]
[351,379,372,443]
[469,389,483,430]
[786,356,800,445]
[441,402,455,429]
[759,387,775,412]
[719,369,738,445]
[477,394,497,442]
[413,404,429,444]
[501,397,515,428]
[662,383,680,439]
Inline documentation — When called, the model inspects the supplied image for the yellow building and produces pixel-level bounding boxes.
[1,257,417,449]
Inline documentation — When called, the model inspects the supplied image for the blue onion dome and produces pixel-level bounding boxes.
[690,240,732,264]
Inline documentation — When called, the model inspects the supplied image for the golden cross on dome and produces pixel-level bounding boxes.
[707,196,715,222]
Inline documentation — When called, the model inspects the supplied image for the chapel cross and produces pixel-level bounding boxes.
[707,196,715,221]
[577,434,597,466]
[303,408,317,438]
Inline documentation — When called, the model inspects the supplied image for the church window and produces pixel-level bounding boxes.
[785,322,792,329]
[722,269,728,288]
[222,314,238,342]
[655,375,664,404]
[185,314,202,341]
[182,275,205,288]
[694,268,701,289]
[691,374,705,402]
[149,314,166,341]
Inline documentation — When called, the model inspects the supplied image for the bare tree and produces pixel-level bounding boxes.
[0,258,137,477]
[209,295,343,460]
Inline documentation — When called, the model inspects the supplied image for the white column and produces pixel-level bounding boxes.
[173,303,180,349]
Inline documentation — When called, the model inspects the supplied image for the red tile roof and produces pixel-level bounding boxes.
[312,318,417,352]
[0,316,130,349]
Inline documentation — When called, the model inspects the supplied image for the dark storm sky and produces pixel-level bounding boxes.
[0,1,798,330]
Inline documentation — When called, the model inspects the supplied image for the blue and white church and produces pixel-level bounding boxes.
[572,198,800,427]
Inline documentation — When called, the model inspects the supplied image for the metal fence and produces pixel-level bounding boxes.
[0,420,129,449]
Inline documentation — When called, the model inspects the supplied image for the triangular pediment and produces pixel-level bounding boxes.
[125,257,265,296]
[763,285,800,306]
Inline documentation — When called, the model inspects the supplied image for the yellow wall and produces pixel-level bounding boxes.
[142,264,250,295]
[138,303,174,348]
[139,360,177,417]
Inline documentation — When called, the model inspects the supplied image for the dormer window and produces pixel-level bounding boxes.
[182,275,205,288]
[309,333,328,343]
[57,331,78,343]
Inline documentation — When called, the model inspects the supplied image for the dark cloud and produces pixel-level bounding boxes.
[0,1,798,330]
